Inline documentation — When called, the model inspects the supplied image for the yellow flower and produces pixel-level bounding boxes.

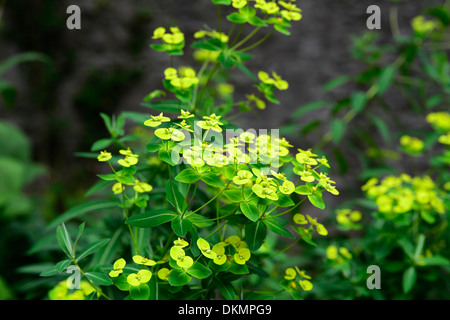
[112,182,124,195]
[326,246,338,260]
[197,238,217,260]
[279,180,295,195]
[109,258,126,277]
[97,150,112,162]
[178,109,195,119]
[299,279,313,291]
[232,0,247,9]
[144,112,171,127]
[133,180,153,193]
[284,267,296,280]
[132,255,156,266]
[157,268,171,281]
[232,170,254,185]
[252,183,279,201]
[127,269,152,286]
[438,133,450,145]
[118,156,139,167]
[293,213,308,225]
[170,246,194,269]
[152,27,166,39]
[234,248,251,265]
[173,238,189,248]
[212,243,227,265]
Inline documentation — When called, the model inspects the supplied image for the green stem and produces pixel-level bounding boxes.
[191,179,233,214]
[265,237,301,260]
[231,26,261,51]
[240,28,274,52]
[194,62,220,113]
[168,164,181,214]
[72,260,112,300]
[270,197,307,219]
[121,187,140,255]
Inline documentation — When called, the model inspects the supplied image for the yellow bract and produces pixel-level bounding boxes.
[132,255,156,266]
[127,269,152,286]
[97,150,112,162]
[234,248,251,265]
[109,258,126,277]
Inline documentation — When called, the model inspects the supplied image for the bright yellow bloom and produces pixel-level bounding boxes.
[197,238,217,260]
[233,170,254,185]
[279,180,295,195]
[127,269,152,286]
[170,246,194,269]
[234,248,251,265]
[144,112,171,127]
[109,258,126,277]
[299,279,313,291]
[212,243,227,265]
[132,255,156,266]
[284,267,296,280]
[97,150,112,162]
[157,268,171,281]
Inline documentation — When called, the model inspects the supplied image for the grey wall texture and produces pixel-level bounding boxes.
[0,0,441,200]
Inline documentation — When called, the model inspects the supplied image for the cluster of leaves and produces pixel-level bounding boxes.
[297,5,450,298]
[34,0,341,300]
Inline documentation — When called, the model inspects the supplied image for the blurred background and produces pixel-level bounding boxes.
[0,0,447,299]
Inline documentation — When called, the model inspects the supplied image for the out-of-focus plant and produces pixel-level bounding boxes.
[32,0,339,300]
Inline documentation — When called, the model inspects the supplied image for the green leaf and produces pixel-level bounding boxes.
[130,284,150,300]
[224,190,244,203]
[112,275,130,291]
[141,100,182,113]
[322,75,350,92]
[212,0,231,5]
[293,100,330,119]
[76,238,110,262]
[417,255,449,267]
[55,259,72,273]
[171,216,193,237]
[47,201,118,230]
[85,272,113,286]
[331,118,346,144]
[168,269,191,286]
[146,142,162,152]
[200,172,226,188]
[189,213,215,227]
[229,262,249,275]
[274,193,295,207]
[308,193,325,210]
[175,168,201,184]
[240,201,259,222]
[90,138,113,152]
[295,185,312,195]
[350,91,368,113]
[227,12,247,24]
[165,182,185,212]
[263,218,294,238]
[186,262,212,279]
[377,66,396,95]
[218,51,234,69]
[56,224,73,258]
[215,277,236,300]
[158,148,179,166]
[402,267,416,294]
[245,220,267,251]
[126,209,178,228]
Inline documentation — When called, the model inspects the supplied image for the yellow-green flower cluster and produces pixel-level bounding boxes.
[362,174,446,220]
[427,112,450,146]
[258,71,289,90]
[411,15,440,36]
[164,67,199,90]
[326,245,352,264]
[400,135,424,155]
[48,280,95,300]
[194,29,229,43]
[293,213,328,236]
[335,208,362,230]
[152,26,185,45]
[283,266,313,291]
[108,256,156,286]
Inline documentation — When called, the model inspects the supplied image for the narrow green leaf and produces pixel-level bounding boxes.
[215,277,236,300]
[47,201,117,230]
[263,218,294,238]
[76,238,110,262]
[331,118,346,144]
[126,209,177,228]
[56,224,73,258]
[322,75,350,92]
[402,267,417,294]
[85,272,113,286]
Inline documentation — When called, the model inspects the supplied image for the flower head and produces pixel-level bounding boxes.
[127,269,152,286]
[109,258,126,277]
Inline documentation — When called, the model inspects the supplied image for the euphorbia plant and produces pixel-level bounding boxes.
[38,0,339,300]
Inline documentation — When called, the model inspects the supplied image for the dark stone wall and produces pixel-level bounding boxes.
[0,0,441,203]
